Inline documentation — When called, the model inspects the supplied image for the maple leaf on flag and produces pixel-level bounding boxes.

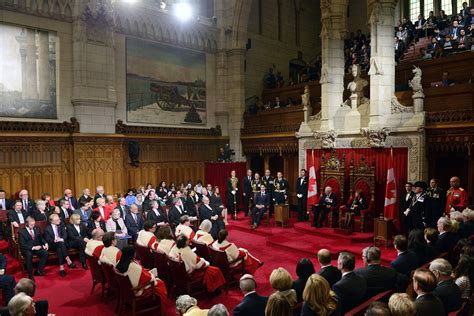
[386,180,396,200]
[308,177,316,192]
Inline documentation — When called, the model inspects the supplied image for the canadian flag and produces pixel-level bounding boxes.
[384,148,397,219]
[307,151,318,206]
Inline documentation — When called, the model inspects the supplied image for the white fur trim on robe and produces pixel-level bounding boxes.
[136,230,159,250]
[193,230,214,245]
[157,239,175,256]
[169,246,209,274]
[85,240,104,258]
[175,224,195,240]
[100,246,122,266]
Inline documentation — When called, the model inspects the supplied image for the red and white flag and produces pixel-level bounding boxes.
[307,150,318,206]
[384,148,397,219]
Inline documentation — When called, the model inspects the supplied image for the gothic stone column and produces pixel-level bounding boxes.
[319,0,348,131]
[367,0,398,128]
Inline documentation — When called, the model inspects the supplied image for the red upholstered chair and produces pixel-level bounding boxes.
[315,151,345,228]
[86,255,106,300]
[208,247,245,292]
[153,251,172,297]
[167,256,207,297]
[135,245,155,270]
[101,262,120,313]
[191,240,211,262]
[339,157,376,232]
[113,268,162,316]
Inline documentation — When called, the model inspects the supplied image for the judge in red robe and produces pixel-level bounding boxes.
[193,220,214,245]
[175,215,196,240]
[99,232,122,266]
[136,220,159,251]
[169,234,225,293]
[116,245,168,314]
[210,229,263,275]
[85,228,105,259]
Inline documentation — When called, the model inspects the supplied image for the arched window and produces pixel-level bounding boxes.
[423,0,434,18]
[409,0,421,21]
[441,0,453,15]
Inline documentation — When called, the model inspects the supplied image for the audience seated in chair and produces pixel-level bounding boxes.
[105,209,128,238]
[436,216,459,253]
[211,229,263,275]
[291,258,315,302]
[390,235,419,276]
[115,245,168,312]
[7,202,27,237]
[175,294,208,316]
[146,200,168,226]
[193,220,214,246]
[156,225,176,256]
[332,252,367,314]
[198,196,224,239]
[429,258,462,313]
[73,200,91,228]
[355,246,408,298]
[18,217,48,280]
[233,274,267,316]
[268,267,297,309]
[99,232,122,266]
[412,268,445,316]
[265,292,292,316]
[312,186,337,228]
[301,273,338,316]
[388,293,416,316]
[341,190,367,231]
[87,211,106,237]
[7,292,35,316]
[85,228,105,259]
[67,214,89,270]
[93,197,111,222]
[32,201,48,223]
[44,214,76,277]
[175,215,196,240]
[124,203,143,241]
[317,249,341,287]
[169,234,225,293]
[11,278,48,316]
[211,186,228,225]
[250,185,270,230]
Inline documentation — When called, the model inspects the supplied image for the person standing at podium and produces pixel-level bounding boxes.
[296,169,308,222]
[273,172,289,205]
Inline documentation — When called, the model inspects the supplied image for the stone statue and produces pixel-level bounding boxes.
[408,66,424,98]
[301,85,312,123]
[361,127,390,148]
[342,64,368,108]
[317,130,337,149]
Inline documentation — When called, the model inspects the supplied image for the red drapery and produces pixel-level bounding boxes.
[204,162,247,208]
[306,148,408,230]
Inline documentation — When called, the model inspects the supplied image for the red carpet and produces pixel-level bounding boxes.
[0,214,397,315]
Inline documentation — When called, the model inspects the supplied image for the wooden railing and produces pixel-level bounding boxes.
[426,109,474,125]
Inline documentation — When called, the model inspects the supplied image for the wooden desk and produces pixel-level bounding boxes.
[274,204,289,227]
[373,218,394,248]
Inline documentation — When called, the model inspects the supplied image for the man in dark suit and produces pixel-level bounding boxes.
[242,169,253,216]
[77,188,91,205]
[391,234,419,276]
[296,169,308,221]
[413,268,445,316]
[404,181,428,232]
[18,217,49,280]
[18,189,36,216]
[58,199,73,223]
[430,258,462,314]
[312,186,337,228]
[13,278,49,316]
[0,190,12,212]
[168,198,187,227]
[93,185,106,208]
[332,252,367,314]
[426,179,446,228]
[124,204,143,241]
[199,196,224,238]
[44,214,75,277]
[0,254,16,303]
[355,246,408,298]
[67,214,89,270]
[399,182,415,233]
[63,188,79,211]
[7,201,28,238]
[436,216,459,253]
[233,274,267,316]
[317,249,341,287]
[146,200,168,225]
[115,197,129,220]
[73,201,91,227]
[251,185,271,229]
[459,209,474,239]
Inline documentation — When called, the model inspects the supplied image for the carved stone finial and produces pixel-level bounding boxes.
[408,66,424,98]
[360,127,390,148]
[302,85,312,123]
[316,130,337,149]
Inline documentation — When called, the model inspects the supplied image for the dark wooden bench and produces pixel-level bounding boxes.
[345,289,394,316]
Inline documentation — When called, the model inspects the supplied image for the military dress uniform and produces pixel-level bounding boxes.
[446,187,468,215]
[262,175,275,215]
[226,176,240,213]
[273,177,289,204]
[426,186,446,228]
[251,179,262,198]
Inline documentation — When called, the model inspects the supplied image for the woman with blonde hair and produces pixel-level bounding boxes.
[450,211,463,233]
[265,292,292,316]
[301,274,337,316]
[269,267,297,308]
[388,293,416,316]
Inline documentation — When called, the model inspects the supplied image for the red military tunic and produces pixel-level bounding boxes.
[446,187,468,215]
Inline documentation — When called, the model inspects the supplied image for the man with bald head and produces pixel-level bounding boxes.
[446,176,468,215]
[317,249,341,287]
[233,274,267,316]
[312,186,338,228]
[18,189,36,215]
[199,196,224,238]
[63,188,79,211]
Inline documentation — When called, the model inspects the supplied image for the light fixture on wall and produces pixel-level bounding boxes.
[173,1,193,22]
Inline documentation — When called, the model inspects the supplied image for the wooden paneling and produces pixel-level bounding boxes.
[0,129,225,200]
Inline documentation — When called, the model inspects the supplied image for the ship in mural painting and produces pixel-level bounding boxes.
[126,37,207,126]
[0,23,57,119]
